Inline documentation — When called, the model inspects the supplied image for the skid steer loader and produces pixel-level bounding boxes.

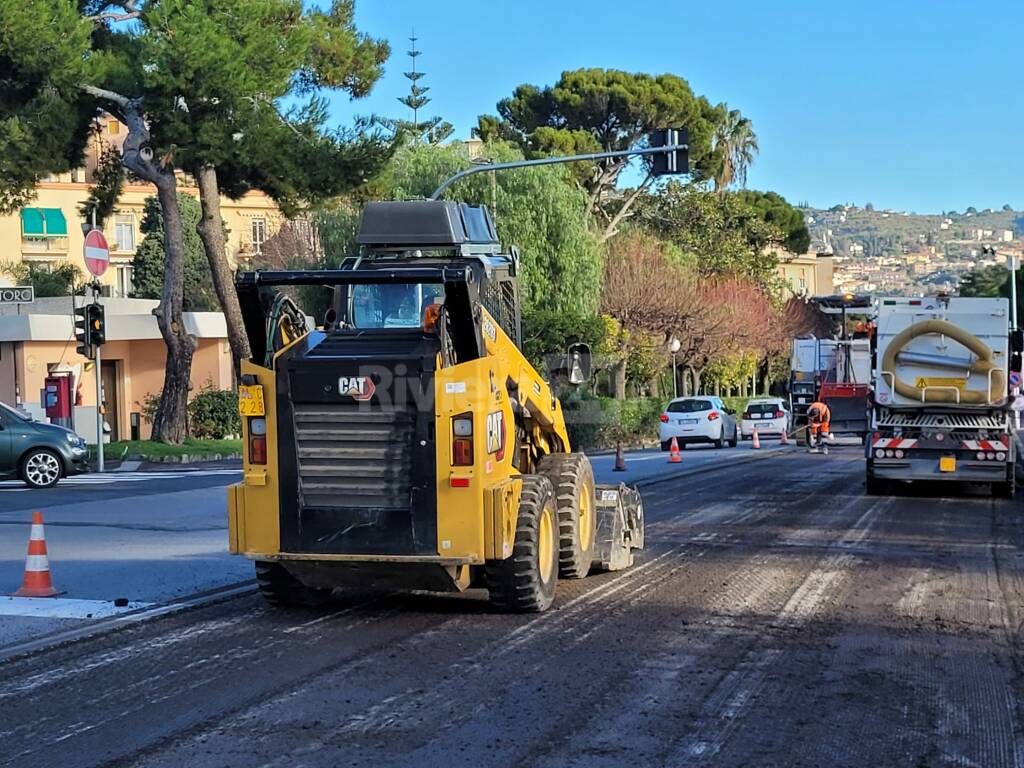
[228,200,645,612]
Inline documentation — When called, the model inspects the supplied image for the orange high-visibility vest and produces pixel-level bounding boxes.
[807,402,831,423]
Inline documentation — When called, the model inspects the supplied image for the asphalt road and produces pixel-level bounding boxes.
[1,449,1023,768]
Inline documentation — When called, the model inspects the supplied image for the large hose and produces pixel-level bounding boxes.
[881,319,1005,405]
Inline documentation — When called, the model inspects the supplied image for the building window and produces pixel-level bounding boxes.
[799,277,807,291]
[20,207,69,254]
[116,265,134,298]
[251,217,267,255]
[108,120,120,135]
[114,213,136,253]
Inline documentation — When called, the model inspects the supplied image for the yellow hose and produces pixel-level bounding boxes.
[881,319,1005,405]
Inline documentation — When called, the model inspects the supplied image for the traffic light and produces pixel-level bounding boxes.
[650,127,689,177]
[74,305,93,359]
[88,303,106,346]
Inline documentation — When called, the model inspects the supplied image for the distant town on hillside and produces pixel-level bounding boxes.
[800,203,1022,295]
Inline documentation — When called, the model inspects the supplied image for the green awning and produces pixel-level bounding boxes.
[20,208,44,236]
[42,208,67,236]
[19,208,67,237]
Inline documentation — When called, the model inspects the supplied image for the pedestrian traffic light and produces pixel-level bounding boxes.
[88,303,106,346]
[74,304,93,359]
[649,128,689,177]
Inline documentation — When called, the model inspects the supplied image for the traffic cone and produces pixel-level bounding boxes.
[613,442,627,472]
[13,512,62,598]
[668,436,682,463]
[780,429,789,445]
[752,430,761,450]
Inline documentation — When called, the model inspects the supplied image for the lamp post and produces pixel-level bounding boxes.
[670,338,681,398]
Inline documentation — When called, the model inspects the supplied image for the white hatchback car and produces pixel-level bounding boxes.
[740,398,790,440]
[659,397,738,450]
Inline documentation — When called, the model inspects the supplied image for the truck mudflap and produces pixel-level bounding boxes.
[591,483,645,572]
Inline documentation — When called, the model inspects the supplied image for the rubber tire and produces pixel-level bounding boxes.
[727,428,738,448]
[255,561,333,607]
[713,432,725,449]
[660,440,672,452]
[536,453,597,579]
[865,473,888,496]
[993,481,1016,500]
[486,475,558,612]
[20,449,63,489]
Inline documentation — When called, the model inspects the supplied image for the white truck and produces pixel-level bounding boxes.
[867,296,1017,498]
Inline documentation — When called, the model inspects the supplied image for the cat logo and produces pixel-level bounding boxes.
[338,376,375,401]
[485,410,506,460]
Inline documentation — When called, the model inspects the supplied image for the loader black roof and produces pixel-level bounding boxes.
[357,200,499,249]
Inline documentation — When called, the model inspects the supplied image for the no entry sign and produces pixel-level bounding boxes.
[84,228,110,277]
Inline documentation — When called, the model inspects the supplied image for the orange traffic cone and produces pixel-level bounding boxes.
[613,442,627,471]
[752,430,761,450]
[13,512,62,598]
[668,436,682,463]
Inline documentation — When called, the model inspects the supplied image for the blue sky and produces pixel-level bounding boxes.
[333,1,1023,214]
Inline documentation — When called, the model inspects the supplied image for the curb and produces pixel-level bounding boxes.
[0,581,256,664]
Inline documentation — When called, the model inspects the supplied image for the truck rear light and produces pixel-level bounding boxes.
[894,449,905,459]
[885,449,894,458]
[660,413,670,423]
[875,449,885,459]
[935,432,945,442]
[872,432,881,440]
[986,452,996,461]
[452,413,473,466]
[249,418,267,465]
[997,452,1007,462]
[708,412,719,421]
[977,451,986,461]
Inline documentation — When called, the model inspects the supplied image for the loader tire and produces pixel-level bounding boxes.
[486,476,558,613]
[255,561,332,607]
[537,452,597,579]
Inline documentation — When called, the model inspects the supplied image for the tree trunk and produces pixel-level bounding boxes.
[611,359,627,400]
[101,92,196,444]
[195,165,252,372]
[649,373,659,399]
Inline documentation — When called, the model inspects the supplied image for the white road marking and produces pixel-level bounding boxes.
[0,596,153,619]
[0,468,240,490]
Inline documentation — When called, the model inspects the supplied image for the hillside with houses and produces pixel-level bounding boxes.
[802,203,1024,295]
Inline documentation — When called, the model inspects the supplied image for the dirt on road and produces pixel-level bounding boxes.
[1,451,1022,768]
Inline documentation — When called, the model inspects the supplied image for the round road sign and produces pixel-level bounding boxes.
[1010,370,1022,389]
[84,229,110,277]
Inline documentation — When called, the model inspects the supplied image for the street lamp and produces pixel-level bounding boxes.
[670,338,681,398]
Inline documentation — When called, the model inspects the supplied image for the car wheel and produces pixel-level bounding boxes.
[21,449,63,489]
[728,429,738,448]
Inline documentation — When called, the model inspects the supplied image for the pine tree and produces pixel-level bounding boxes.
[391,33,453,145]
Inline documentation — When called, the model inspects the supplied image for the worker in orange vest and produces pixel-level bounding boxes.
[806,400,831,453]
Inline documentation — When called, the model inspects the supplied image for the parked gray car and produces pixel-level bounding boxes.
[0,402,88,488]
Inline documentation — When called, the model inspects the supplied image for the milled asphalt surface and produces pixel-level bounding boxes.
[1,446,1022,767]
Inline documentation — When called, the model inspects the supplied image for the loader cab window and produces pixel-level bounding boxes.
[350,283,444,329]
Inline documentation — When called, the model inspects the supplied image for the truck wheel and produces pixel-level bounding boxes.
[537,453,597,579]
[993,481,1016,500]
[865,473,888,496]
[255,561,332,607]
[486,475,558,612]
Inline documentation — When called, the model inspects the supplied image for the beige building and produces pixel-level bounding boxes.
[0,298,232,442]
[776,251,835,297]
[0,117,283,440]
[0,116,283,296]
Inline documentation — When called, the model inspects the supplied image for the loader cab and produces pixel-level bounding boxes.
[330,201,522,357]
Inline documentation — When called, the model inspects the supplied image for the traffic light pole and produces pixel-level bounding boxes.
[92,281,104,473]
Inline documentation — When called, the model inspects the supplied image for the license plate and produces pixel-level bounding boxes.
[939,457,956,473]
[678,418,698,425]
[238,385,265,416]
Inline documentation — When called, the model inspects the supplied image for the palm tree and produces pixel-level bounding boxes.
[712,107,759,191]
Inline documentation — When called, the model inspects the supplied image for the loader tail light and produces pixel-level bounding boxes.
[452,413,474,466]
[660,413,670,423]
[249,418,267,465]
[708,412,719,421]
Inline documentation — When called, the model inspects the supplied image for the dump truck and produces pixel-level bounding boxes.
[867,295,1018,498]
[227,200,645,612]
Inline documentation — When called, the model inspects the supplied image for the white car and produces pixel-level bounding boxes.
[740,398,790,440]
[659,397,738,450]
